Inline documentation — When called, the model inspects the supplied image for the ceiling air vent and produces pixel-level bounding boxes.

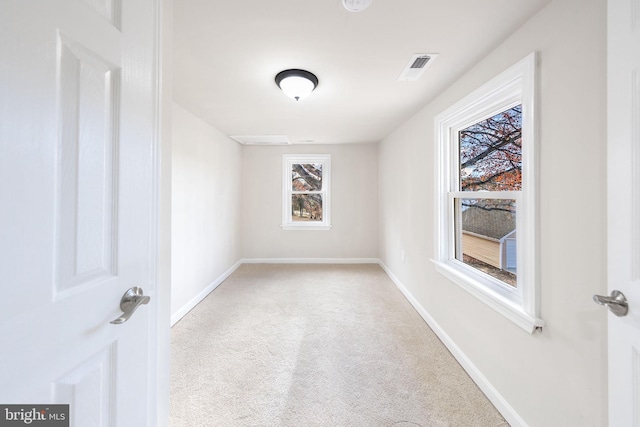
[397,53,438,81]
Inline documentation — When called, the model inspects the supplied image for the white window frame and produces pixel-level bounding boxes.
[432,53,544,333]
[282,154,332,231]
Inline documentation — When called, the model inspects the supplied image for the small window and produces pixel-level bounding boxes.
[433,53,543,333]
[282,154,331,230]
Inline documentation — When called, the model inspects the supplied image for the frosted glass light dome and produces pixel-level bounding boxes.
[275,69,319,101]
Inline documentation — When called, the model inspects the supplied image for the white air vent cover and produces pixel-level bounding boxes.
[397,53,438,81]
[229,135,291,145]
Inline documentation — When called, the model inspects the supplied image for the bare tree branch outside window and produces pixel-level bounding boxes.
[456,105,522,285]
[292,163,323,221]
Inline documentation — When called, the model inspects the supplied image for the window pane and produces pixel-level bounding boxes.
[455,198,517,287]
[459,105,522,191]
[292,163,322,191]
[292,194,323,222]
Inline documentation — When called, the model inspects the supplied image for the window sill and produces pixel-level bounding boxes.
[431,259,544,334]
[281,224,332,231]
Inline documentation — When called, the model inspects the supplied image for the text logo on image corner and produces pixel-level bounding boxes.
[0,405,69,426]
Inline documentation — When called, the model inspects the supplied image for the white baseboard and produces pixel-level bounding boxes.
[241,257,380,264]
[170,260,242,326]
[378,261,527,427]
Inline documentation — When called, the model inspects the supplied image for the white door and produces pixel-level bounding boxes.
[607,0,640,425]
[0,1,159,426]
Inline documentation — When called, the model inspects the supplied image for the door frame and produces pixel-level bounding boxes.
[606,0,639,425]
[152,0,172,425]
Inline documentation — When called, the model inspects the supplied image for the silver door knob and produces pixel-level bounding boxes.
[593,290,628,317]
[110,287,151,324]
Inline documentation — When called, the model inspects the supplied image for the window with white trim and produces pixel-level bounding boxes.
[282,154,331,230]
[433,53,543,333]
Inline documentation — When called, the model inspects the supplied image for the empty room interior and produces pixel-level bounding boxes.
[169,0,613,425]
[7,0,638,424]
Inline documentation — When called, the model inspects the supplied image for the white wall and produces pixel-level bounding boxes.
[171,102,242,319]
[378,0,607,425]
[241,144,378,260]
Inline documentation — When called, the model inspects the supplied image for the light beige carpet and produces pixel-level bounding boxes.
[170,264,508,427]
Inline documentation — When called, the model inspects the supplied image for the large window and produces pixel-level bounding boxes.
[433,53,543,333]
[282,154,331,230]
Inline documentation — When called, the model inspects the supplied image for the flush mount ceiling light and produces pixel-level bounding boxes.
[275,69,319,101]
[342,0,372,12]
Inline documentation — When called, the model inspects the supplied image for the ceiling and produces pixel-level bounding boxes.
[173,0,551,145]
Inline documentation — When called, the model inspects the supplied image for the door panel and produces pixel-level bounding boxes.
[81,0,121,28]
[57,34,119,294]
[54,346,116,426]
[608,0,640,425]
[0,1,158,425]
